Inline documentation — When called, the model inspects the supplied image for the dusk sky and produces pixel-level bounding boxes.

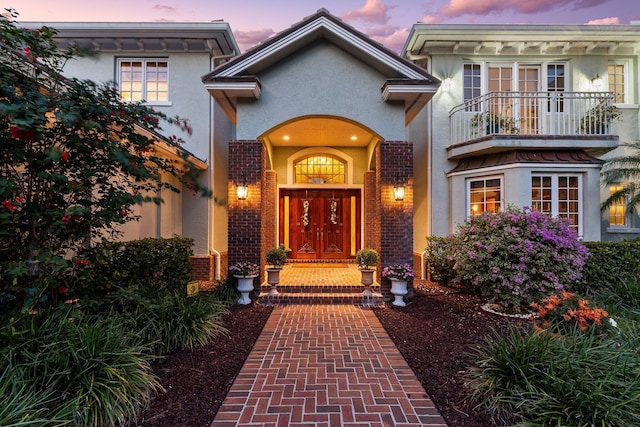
[8,0,640,53]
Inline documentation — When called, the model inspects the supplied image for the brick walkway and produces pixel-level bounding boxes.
[211,304,448,427]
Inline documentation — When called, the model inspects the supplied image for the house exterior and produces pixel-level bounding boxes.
[34,11,640,285]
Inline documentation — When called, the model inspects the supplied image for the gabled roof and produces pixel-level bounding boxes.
[202,9,439,124]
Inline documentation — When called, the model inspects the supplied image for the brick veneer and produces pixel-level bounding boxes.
[261,169,277,283]
[378,141,414,300]
[228,140,264,288]
[190,255,214,282]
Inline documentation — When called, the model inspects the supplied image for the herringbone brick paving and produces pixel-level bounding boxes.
[211,304,448,426]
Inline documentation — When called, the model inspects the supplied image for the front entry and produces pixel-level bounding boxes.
[280,189,361,260]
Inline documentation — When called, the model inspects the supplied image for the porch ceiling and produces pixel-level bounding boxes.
[263,117,375,147]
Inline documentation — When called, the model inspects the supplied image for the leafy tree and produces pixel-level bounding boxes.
[0,10,210,312]
[601,141,640,215]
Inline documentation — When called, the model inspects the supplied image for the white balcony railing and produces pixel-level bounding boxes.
[449,91,617,146]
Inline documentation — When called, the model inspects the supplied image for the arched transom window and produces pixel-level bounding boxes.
[294,155,345,184]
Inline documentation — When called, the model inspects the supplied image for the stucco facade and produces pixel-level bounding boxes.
[35,11,640,282]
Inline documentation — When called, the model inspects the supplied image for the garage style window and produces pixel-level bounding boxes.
[117,59,168,103]
[468,176,502,216]
[531,174,581,235]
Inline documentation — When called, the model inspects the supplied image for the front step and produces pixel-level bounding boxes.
[258,284,383,307]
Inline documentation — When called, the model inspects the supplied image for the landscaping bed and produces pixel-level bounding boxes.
[137,285,521,427]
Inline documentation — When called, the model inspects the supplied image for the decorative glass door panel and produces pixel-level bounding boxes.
[280,189,360,260]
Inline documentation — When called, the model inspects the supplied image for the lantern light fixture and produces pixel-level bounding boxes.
[237,174,248,200]
[393,175,405,201]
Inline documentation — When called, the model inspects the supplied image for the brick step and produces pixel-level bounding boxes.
[260,284,380,294]
[258,288,383,307]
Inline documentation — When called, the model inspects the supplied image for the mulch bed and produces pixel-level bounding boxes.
[136,285,525,427]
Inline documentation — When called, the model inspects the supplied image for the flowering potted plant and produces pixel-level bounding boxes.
[229,261,260,278]
[383,263,414,307]
[382,264,414,281]
[229,261,260,305]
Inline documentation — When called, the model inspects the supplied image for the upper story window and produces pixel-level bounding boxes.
[608,61,626,104]
[294,155,345,184]
[468,176,502,216]
[117,59,168,103]
[463,64,481,108]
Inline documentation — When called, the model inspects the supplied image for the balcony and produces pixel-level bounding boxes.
[447,92,619,160]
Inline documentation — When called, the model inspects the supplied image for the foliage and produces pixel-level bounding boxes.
[591,277,640,323]
[265,246,287,268]
[424,236,456,284]
[0,13,210,315]
[382,263,414,281]
[448,206,589,311]
[531,291,610,334]
[355,248,378,270]
[579,103,621,134]
[575,240,640,294]
[470,111,519,136]
[76,237,194,299]
[229,261,260,277]
[465,324,640,427]
[600,141,640,217]
[210,276,240,303]
[0,306,161,426]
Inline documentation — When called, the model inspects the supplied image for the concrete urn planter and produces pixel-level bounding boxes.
[265,268,281,296]
[235,275,257,305]
[390,279,408,307]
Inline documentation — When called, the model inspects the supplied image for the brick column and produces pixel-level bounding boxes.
[228,140,264,288]
[364,170,380,252]
[261,169,277,281]
[378,141,413,300]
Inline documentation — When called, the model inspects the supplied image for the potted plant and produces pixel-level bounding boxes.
[265,246,287,296]
[471,111,519,136]
[382,264,414,307]
[229,261,260,305]
[356,248,378,294]
[579,104,621,134]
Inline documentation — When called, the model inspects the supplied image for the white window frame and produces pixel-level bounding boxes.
[116,58,171,106]
[607,60,628,104]
[531,173,583,237]
[467,175,503,217]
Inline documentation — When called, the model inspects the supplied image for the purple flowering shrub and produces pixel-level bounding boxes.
[450,207,589,311]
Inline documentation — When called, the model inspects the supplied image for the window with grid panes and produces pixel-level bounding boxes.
[463,64,481,111]
[609,184,627,227]
[468,177,502,216]
[608,62,626,104]
[294,155,345,184]
[531,174,581,235]
[117,59,168,103]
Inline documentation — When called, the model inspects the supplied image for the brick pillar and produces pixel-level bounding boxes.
[228,140,264,288]
[261,169,277,282]
[378,141,413,300]
[364,170,380,252]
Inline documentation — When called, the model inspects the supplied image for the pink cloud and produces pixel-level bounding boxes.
[586,16,621,24]
[432,0,608,20]
[152,4,176,14]
[369,27,410,53]
[341,0,393,25]
[234,28,275,52]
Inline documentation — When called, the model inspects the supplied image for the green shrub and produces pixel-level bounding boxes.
[265,246,287,268]
[1,307,161,426]
[211,277,240,303]
[77,236,194,298]
[465,325,640,426]
[449,207,589,311]
[424,236,456,284]
[575,240,640,294]
[355,248,378,269]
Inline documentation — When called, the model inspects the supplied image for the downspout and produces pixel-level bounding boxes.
[422,55,433,281]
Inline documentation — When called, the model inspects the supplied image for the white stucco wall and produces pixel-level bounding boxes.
[236,41,406,142]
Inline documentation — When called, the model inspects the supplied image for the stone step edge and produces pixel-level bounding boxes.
[258,292,383,306]
[260,285,380,294]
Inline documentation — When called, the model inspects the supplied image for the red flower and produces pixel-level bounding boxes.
[61,151,69,161]
[73,259,89,266]
[58,286,69,294]
[61,214,72,223]
[15,197,25,204]
[1,200,16,212]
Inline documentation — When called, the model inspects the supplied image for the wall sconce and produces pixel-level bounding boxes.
[393,175,405,201]
[591,74,603,90]
[236,174,248,200]
[441,77,452,92]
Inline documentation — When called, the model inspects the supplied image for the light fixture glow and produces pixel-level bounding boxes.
[441,77,452,91]
[283,135,290,141]
[591,74,603,90]
[350,135,357,141]
[236,174,248,200]
[393,175,405,201]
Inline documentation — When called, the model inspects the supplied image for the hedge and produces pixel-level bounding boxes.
[575,239,640,293]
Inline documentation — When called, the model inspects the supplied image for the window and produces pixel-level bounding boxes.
[547,63,565,112]
[468,176,502,216]
[531,174,581,235]
[294,155,345,184]
[117,59,168,103]
[463,64,481,106]
[608,184,627,227]
[608,62,626,104]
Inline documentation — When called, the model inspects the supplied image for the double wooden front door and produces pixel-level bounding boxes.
[279,189,361,260]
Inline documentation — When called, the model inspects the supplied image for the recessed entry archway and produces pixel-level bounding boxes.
[260,115,382,260]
